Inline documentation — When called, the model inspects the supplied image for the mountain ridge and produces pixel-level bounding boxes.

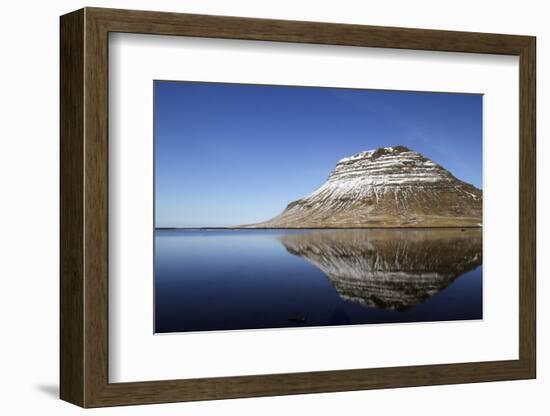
[240,145,482,228]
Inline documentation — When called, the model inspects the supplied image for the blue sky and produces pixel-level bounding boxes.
[154,81,482,227]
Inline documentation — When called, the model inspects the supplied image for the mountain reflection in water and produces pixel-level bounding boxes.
[280,229,482,311]
[154,228,482,333]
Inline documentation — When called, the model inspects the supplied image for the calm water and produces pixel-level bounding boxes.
[155,229,482,333]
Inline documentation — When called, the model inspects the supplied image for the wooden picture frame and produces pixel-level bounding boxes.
[60,7,536,408]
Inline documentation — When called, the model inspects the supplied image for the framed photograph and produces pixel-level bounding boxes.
[60,7,536,407]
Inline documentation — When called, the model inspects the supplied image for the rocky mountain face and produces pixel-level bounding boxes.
[280,229,482,311]
[245,146,482,228]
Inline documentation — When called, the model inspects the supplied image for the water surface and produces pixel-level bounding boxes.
[155,228,482,333]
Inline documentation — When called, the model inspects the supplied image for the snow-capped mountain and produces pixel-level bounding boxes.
[280,229,482,310]
[245,145,482,228]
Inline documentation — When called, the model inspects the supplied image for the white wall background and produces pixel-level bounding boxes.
[0,0,545,414]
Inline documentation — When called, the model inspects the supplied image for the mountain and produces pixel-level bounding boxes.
[243,145,482,228]
[280,229,482,310]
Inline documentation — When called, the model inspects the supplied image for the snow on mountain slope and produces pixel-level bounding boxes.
[243,145,482,228]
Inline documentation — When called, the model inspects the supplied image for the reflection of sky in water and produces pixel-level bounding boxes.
[155,229,482,333]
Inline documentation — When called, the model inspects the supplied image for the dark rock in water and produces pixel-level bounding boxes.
[242,146,482,228]
[280,229,482,311]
